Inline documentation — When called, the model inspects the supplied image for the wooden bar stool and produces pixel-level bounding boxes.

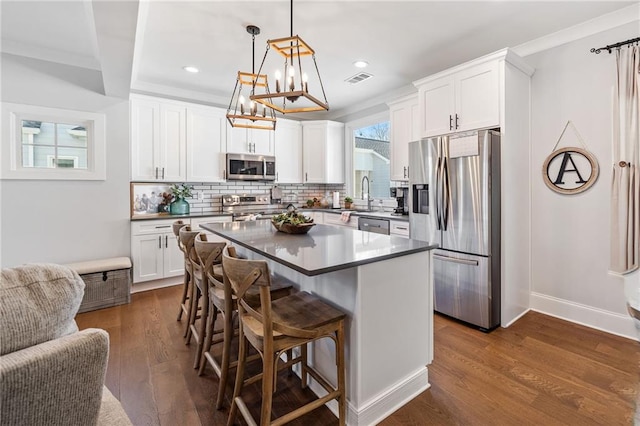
[179,225,200,341]
[223,251,347,426]
[197,246,293,410]
[190,233,226,370]
[172,220,189,322]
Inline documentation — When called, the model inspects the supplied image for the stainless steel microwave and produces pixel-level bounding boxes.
[226,153,276,181]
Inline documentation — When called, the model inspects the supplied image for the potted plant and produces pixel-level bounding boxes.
[344,196,353,209]
[169,183,193,215]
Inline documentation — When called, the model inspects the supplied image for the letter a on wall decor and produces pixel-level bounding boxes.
[542,121,599,194]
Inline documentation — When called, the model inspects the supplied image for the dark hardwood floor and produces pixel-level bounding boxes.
[75,285,639,425]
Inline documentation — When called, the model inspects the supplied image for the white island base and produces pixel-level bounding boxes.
[240,248,434,425]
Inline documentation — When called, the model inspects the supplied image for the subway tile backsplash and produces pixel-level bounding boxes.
[183,182,346,214]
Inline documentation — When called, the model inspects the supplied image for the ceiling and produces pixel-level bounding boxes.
[1,1,635,120]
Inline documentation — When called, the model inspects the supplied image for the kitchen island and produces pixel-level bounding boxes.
[201,221,437,426]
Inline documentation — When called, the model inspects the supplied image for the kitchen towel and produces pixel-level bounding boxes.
[341,211,351,222]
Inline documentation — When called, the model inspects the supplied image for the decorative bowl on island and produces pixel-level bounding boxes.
[271,210,315,234]
[271,221,316,234]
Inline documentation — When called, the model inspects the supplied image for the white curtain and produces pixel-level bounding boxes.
[610,44,639,275]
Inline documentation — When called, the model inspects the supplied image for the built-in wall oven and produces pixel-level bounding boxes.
[226,153,276,181]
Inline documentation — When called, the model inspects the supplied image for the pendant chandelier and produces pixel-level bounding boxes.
[226,25,277,130]
[250,0,329,114]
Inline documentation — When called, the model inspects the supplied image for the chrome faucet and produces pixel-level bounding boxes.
[361,175,372,211]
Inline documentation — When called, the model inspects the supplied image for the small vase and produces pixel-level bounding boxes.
[170,197,190,215]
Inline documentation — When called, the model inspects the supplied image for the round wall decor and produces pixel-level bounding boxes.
[542,147,599,194]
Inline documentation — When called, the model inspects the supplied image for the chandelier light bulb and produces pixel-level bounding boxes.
[275,70,281,93]
[302,73,309,92]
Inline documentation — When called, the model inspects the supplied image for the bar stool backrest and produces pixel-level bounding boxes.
[194,234,225,277]
[172,220,186,250]
[178,225,199,271]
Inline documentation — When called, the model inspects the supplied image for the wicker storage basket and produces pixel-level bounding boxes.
[66,257,132,313]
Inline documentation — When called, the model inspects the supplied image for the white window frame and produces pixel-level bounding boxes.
[1,103,106,180]
[344,110,391,204]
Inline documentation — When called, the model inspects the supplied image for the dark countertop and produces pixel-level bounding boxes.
[201,221,436,277]
[130,212,232,221]
[302,208,410,222]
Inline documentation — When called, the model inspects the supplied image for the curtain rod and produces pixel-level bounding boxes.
[590,37,640,54]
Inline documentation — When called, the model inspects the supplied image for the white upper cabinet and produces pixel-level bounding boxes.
[388,94,419,181]
[186,106,226,182]
[226,125,274,155]
[159,103,187,181]
[302,120,344,184]
[416,59,499,138]
[131,95,228,183]
[274,119,303,183]
[131,96,186,181]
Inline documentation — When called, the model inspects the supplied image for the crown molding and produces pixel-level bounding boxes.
[512,3,640,58]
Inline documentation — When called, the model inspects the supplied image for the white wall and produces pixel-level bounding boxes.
[525,21,638,338]
[1,54,130,267]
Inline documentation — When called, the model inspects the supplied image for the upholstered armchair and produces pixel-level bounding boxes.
[0,264,131,426]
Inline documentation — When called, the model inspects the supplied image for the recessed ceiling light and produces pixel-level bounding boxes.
[183,66,199,73]
[353,60,368,68]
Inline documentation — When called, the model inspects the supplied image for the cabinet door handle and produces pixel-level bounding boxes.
[165,235,168,248]
[455,114,459,130]
[155,225,171,229]
[223,169,226,180]
[162,167,165,179]
[403,166,407,178]
[449,115,453,131]
[158,236,162,249]
[155,167,158,179]
[276,172,278,181]
[305,172,308,182]
[396,226,408,230]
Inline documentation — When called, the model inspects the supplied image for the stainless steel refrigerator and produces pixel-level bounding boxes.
[409,130,500,330]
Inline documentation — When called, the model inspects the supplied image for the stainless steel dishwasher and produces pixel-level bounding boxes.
[358,217,390,235]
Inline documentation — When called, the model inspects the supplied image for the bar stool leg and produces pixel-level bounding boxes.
[301,342,308,389]
[193,286,209,368]
[198,302,218,376]
[215,307,234,409]
[185,281,200,343]
[337,321,346,426]
[226,335,248,426]
[177,269,190,321]
[260,349,275,426]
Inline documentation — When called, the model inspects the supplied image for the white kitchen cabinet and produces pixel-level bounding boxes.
[187,106,226,182]
[131,219,184,283]
[274,119,303,183]
[226,125,274,155]
[416,59,499,138]
[131,95,187,181]
[390,220,410,238]
[302,120,344,184]
[388,94,419,181]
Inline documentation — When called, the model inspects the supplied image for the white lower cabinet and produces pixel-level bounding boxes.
[130,216,232,284]
[390,220,410,238]
[131,219,184,283]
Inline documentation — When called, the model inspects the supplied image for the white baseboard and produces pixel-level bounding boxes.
[303,366,430,426]
[131,276,181,293]
[530,292,637,340]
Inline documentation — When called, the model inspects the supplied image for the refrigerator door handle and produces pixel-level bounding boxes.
[433,253,479,266]
[435,156,442,230]
[442,156,450,231]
